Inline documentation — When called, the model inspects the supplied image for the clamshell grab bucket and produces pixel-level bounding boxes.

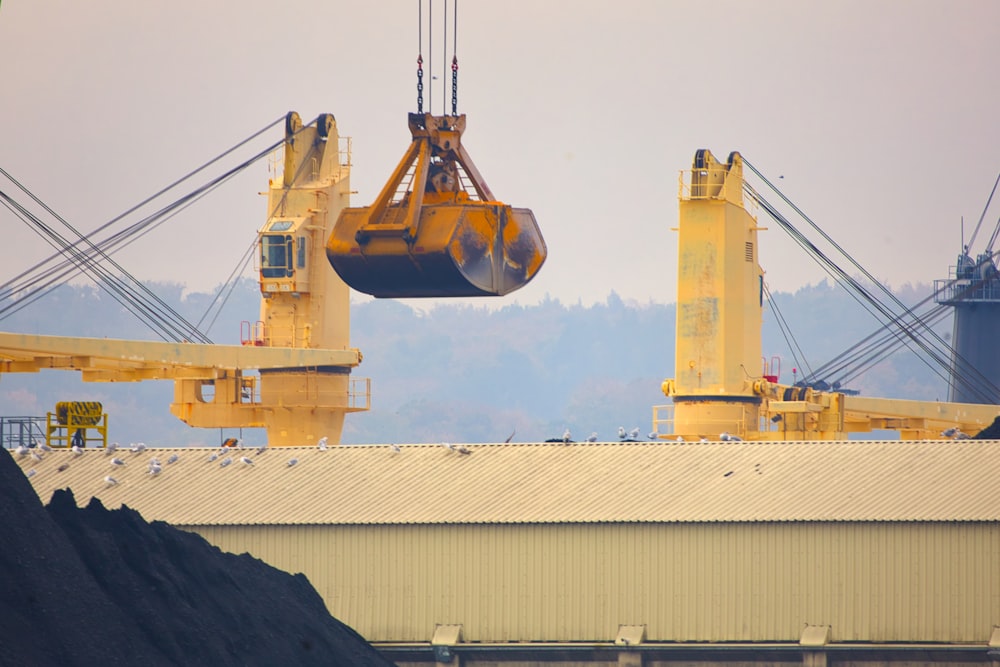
[326,113,547,298]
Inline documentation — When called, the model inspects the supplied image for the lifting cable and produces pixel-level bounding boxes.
[0,182,208,343]
[416,0,459,115]
[0,116,287,342]
[966,171,1000,252]
[744,160,1000,403]
[761,281,813,379]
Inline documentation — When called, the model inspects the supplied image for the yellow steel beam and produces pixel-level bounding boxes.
[0,332,360,380]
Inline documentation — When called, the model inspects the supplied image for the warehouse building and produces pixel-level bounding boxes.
[19,439,1000,666]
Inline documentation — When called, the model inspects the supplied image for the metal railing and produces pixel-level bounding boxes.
[934,277,1000,304]
[0,416,45,449]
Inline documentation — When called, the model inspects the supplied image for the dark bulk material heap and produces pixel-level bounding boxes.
[0,449,395,667]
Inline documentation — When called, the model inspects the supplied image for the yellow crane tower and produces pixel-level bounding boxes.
[657,149,1000,441]
[0,113,370,446]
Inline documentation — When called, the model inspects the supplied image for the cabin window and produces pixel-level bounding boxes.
[297,236,307,268]
[261,234,294,278]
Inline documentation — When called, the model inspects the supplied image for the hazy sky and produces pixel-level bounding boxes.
[2,1,999,310]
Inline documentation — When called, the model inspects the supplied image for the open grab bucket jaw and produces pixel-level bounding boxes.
[326,113,546,298]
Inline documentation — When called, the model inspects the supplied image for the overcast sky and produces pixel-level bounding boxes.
[2,1,999,311]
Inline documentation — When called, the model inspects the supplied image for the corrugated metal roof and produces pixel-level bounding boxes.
[11,439,1000,526]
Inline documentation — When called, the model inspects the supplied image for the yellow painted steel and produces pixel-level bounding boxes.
[191,522,1000,645]
[326,113,546,297]
[0,112,369,446]
[664,150,765,439]
[660,149,1000,441]
[47,401,107,448]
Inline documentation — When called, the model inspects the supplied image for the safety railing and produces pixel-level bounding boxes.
[0,416,46,450]
[349,377,371,411]
[934,277,1000,304]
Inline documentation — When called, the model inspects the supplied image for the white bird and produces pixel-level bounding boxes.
[317,436,329,451]
[14,444,29,457]
[236,438,245,450]
[71,445,84,456]
[27,469,37,478]
[456,444,472,455]
[700,437,709,442]
[720,432,732,441]
[131,442,147,453]
[442,442,456,452]
[148,464,162,476]
[941,427,959,438]
[148,457,161,467]
[240,456,254,466]
[167,453,179,465]
[954,431,972,440]
[586,432,598,443]
[219,456,233,468]
[617,426,627,440]
[110,457,126,467]
[673,435,683,442]
[255,445,267,456]
[38,441,53,453]
[29,449,43,462]
[104,475,118,486]
[208,452,219,463]
[287,458,299,467]
[562,428,572,443]
[390,443,401,453]
[106,442,119,455]
[628,427,641,440]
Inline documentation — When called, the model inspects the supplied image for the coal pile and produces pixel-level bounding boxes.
[974,416,1000,440]
[0,449,395,667]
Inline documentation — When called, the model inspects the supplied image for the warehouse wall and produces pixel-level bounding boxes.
[190,522,1000,645]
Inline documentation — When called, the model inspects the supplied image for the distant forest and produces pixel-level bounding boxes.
[0,279,950,446]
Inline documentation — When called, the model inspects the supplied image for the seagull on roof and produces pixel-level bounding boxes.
[208,451,219,462]
[29,449,43,462]
[954,431,972,440]
[562,428,571,444]
[148,457,161,467]
[442,442,456,452]
[167,453,179,465]
[71,445,84,456]
[57,463,70,472]
[456,444,472,455]
[628,427,641,441]
[317,436,329,451]
[240,456,254,466]
[110,457,126,467]
[106,442,118,455]
[673,435,683,442]
[131,442,147,453]
[38,441,53,452]
[941,427,959,438]
[148,463,162,476]
[219,456,233,468]
[14,444,28,457]
[27,469,37,478]
[287,457,299,467]
[104,475,118,486]
[390,443,401,454]
[586,432,598,443]
[617,426,627,440]
[255,445,267,456]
